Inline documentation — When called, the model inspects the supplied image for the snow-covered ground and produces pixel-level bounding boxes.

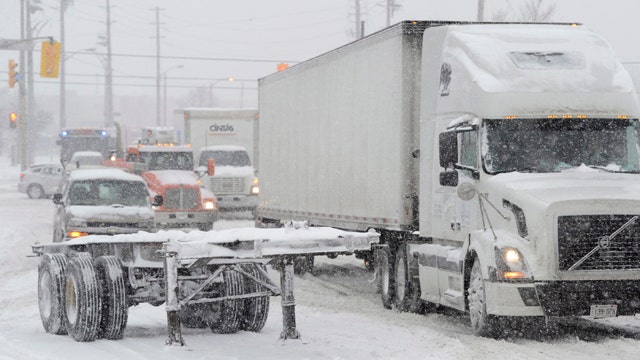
[2,156,640,360]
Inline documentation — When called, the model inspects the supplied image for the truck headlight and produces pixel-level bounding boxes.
[68,218,87,227]
[204,200,217,210]
[251,185,260,195]
[495,247,531,281]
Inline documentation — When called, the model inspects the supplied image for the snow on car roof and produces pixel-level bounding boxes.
[135,145,193,152]
[67,168,146,182]
[70,151,103,157]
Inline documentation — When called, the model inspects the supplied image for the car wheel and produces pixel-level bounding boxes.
[27,184,45,199]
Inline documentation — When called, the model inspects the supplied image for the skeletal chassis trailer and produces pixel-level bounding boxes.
[32,227,379,345]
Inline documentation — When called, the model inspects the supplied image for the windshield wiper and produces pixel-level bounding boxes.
[567,216,638,271]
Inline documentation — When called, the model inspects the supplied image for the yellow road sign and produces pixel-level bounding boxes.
[40,41,61,78]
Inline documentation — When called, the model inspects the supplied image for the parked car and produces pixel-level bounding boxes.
[18,163,63,199]
[52,168,162,242]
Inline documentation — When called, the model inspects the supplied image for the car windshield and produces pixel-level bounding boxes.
[483,118,640,174]
[69,180,149,206]
[139,151,193,171]
[198,150,251,167]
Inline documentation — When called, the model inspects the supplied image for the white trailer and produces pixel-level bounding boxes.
[258,21,640,336]
[32,225,379,343]
[180,108,260,214]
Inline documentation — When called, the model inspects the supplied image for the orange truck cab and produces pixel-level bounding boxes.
[123,144,218,231]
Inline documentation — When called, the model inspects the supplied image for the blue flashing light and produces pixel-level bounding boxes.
[61,130,69,137]
[100,130,108,137]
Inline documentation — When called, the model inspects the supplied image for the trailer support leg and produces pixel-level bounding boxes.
[163,248,185,346]
[279,256,300,340]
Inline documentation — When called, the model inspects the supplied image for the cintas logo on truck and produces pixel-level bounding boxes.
[209,123,235,134]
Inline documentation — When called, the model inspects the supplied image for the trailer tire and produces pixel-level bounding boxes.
[198,222,213,231]
[64,253,102,342]
[38,253,68,335]
[394,245,424,313]
[180,304,211,328]
[240,264,270,332]
[293,255,314,275]
[209,268,245,334]
[94,256,128,340]
[377,247,394,309]
[467,257,499,338]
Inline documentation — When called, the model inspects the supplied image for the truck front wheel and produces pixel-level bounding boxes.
[94,256,128,340]
[64,253,102,342]
[467,258,498,337]
[38,253,68,335]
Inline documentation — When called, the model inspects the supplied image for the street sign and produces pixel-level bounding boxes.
[40,41,61,78]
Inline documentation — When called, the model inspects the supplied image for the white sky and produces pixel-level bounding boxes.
[1,0,639,103]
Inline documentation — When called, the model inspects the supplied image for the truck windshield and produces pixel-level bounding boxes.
[198,150,251,167]
[483,118,640,174]
[140,152,194,171]
[69,180,149,207]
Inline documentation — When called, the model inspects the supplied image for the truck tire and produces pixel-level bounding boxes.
[198,222,213,231]
[377,247,394,309]
[394,245,425,314]
[180,304,211,328]
[94,256,128,340]
[38,253,68,335]
[293,255,314,275]
[209,268,245,334]
[467,258,499,337]
[64,253,102,342]
[240,264,270,332]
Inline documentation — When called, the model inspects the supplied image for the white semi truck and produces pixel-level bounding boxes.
[180,108,259,215]
[257,21,640,336]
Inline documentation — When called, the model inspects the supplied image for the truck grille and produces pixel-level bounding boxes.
[86,221,146,228]
[210,177,245,194]
[164,187,199,210]
[558,215,640,271]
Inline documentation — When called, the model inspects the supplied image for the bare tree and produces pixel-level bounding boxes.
[177,86,217,108]
[490,0,556,22]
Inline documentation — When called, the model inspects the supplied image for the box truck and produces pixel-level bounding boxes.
[257,21,640,336]
[180,108,259,215]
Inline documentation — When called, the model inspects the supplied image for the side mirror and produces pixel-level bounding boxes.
[207,158,215,177]
[152,194,163,207]
[439,132,457,168]
[53,193,63,205]
[439,170,459,187]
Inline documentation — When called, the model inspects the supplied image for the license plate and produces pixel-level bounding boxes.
[590,304,617,319]
[176,213,188,220]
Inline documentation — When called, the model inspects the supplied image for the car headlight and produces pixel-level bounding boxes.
[68,218,87,227]
[495,247,531,281]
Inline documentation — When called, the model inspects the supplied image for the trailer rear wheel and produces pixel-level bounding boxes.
[467,258,498,337]
[377,247,394,309]
[197,222,213,231]
[180,304,212,328]
[64,253,102,342]
[208,268,245,334]
[394,246,424,313]
[38,253,68,335]
[293,255,314,275]
[94,256,128,340]
[240,264,270,332]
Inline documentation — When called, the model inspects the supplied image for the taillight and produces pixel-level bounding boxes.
[19,173,25,181]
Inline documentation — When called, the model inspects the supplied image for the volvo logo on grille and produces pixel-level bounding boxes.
[598,235,611,249]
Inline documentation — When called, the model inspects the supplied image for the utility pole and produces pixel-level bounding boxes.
[478,0,485,21]
[105,0,113,128]
[59,0,66,129]
[385,0,401,27]
[153,7,162,126]
[19,0,28,171]
[355,0,361,39]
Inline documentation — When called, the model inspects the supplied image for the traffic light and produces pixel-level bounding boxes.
[8,60,18,88]
[9,112,17,129]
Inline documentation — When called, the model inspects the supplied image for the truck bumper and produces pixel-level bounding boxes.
[534,280,640,316]
[484,282,545,317]
[216,194,258,211]
[154,211,218,228]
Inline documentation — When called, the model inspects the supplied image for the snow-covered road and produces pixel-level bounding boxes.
[2,157,640,360]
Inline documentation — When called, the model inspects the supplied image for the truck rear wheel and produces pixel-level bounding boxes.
[377,247,394,309]
[94,256,128,340]
[197,222,213,231]
[38,253,68,335]
[209,268,245,334]
[394,245,425,314]
[64,253,102,342]
[467,258,499,337]
[240,264,270,332]
[180,304,212,328]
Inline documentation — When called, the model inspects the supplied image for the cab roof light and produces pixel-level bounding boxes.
[505,115,517,120]
[576,114,588,119]
[562,114,573,119]
[617,115,629,119]
[547,115,558,119]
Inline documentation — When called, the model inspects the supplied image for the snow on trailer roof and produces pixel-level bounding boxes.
[43,225,380,259]
[199,144,248,152]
